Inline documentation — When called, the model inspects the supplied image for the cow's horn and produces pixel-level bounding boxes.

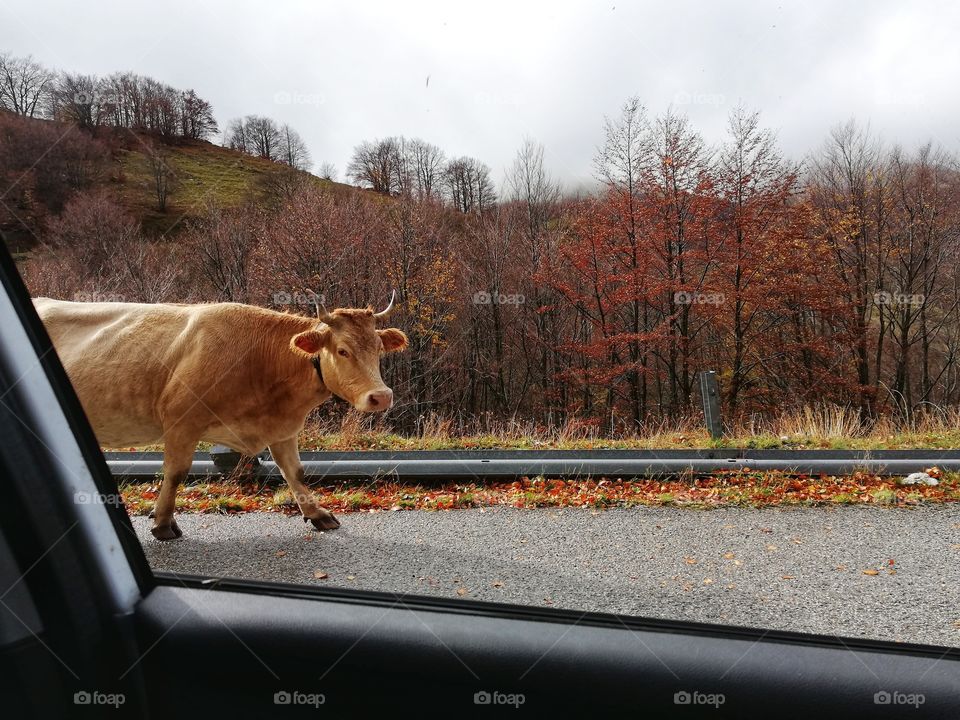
[373,290,396,319]
[305,289,334,324]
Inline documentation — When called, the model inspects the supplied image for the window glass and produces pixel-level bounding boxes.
[4,0,958,652]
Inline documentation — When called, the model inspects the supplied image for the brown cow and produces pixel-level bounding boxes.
[34,295,408,540]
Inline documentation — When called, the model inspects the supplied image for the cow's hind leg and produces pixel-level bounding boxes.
[269,437,340,531]
[151,435,196,541]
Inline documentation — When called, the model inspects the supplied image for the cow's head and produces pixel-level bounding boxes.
[290,294,408,412]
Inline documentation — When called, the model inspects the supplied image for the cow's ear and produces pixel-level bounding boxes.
[290,328,329,357]
[378,328,408,353]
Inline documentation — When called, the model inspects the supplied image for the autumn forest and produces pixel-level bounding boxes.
[3,53,960,434]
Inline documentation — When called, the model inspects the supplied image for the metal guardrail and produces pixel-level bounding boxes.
[104,448,960,482]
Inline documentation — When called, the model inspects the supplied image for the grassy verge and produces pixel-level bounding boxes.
[292,429,960,451]
[112,428,960,454]
[119,470,960,517]
[107,404,960,454]
[292,405,960,451]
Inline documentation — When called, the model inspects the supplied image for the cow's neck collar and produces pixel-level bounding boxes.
[310,355,325,386]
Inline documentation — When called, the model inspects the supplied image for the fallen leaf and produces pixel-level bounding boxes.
[313,571,328,580]
[760,527,773,533]
[723,552,736,560]
[275,550,287,558]
[346,575,356,581]
[492,580,504,588]
[766,544,778,552]
[782,575,795,580]
[703,578,714,585]
[862,569,880,576]
[684,556,697,565]
[836,564,847,571]
[456,587,468,596]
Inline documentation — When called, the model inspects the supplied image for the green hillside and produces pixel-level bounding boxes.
[114,136,342,235]
[0,111,350,244]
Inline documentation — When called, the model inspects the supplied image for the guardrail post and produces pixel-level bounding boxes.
[209,444,264,479]
[699,370,722,440]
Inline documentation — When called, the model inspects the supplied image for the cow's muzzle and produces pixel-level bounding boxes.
[360,388,393,412]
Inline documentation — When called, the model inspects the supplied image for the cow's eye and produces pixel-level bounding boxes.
[337,348,349,358]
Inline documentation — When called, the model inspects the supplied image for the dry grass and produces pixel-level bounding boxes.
[778,404,865,439]
[114,403,960,454]
[293,403,960,451]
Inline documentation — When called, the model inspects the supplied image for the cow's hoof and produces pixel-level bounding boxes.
[151,522,183,541]
[306,511,340,531]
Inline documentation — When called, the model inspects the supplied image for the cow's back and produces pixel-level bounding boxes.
[34,298,199,446]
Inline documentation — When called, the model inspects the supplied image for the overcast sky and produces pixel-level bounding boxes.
[2,0,959,191]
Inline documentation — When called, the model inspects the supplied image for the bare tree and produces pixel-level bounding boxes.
[147,146,177,212]
[50,70,219,142]
[188,202,261,302]
[224,115,303,164]
[348,137,403,194]
[406,138,446,200]
[0,52,56,118]
[884,142,960,410]
[44,190,141,293]
[509,137,559,245]
[318,162,337,181]
[595,95,649,193]
[178,89,218,140]
[507,138,563,419]
[224,117,250,152]
[444,156,496,214]
[98,71,139,129]
[50,72,101,129]
[258,167,312,206]
[807,120,889,417]
[247,115,281,160]
[278,123,312,171]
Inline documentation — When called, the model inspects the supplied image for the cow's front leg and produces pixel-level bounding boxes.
[151,435,196,541]
[269,437,340,531]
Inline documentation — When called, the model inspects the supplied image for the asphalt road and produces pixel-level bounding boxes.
[130,505,960,648]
